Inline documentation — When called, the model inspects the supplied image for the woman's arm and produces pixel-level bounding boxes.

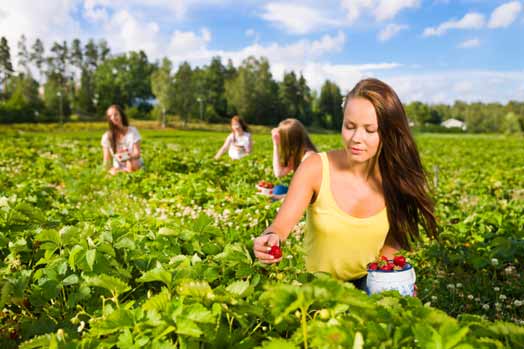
[126,142,141,172]
[253,154,321,263]
[102,147,112,170]
[244,133,252,154]
[214,135,232,159]
[379,233,401,259]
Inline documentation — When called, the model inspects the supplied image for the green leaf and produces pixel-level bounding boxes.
[138,267,172,289]
[184,303,215,324]
[176,318,202,337]
[258,338,297,349]
[62,274,79,286]
[68,245,84,271]
[19,334,53,349]
[86,249,96,271]
[84,274,130,295]
[226,280,250,297]
[143,288,171,312]
[158,227,178,236]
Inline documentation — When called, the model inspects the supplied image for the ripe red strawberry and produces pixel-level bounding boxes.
[269,245,282,259]
[393,255,406,268]
[381,263,394,271]
[380,256,389,262]
[368,262,378,270]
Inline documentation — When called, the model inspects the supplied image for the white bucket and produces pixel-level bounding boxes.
[366,264,416,296]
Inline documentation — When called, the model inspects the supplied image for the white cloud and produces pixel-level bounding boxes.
[0,1,82,54]
[423,12,485,36]
[378,23,408,41]
[384,71,524,103]
[458,38,480,48]
[374,0,420,21]
[488,1,522,28]
[84,0,109,22]
[340,0,375,23]
[103,10,162,57]
[260,2,342,34]
[340,0,419,23]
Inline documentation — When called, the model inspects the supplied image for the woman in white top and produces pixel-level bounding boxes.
[271,118,317,199]
[101,104,144,175]
[214,115,252,160]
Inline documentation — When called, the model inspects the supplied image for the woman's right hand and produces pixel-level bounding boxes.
[271,128,280,145]
[253,233,282,264]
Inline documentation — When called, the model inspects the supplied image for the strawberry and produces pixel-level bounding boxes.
[380,255,389,262]
[368,262,378,270]
[393,255,406,268]
[380,263,394,271]
[269,245,282,259]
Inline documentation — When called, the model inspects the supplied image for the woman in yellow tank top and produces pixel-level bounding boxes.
[253,78,438,286]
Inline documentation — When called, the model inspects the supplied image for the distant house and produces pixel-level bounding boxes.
[441,118,466,131]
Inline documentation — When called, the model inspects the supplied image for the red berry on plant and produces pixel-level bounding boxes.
[269,245,282,259]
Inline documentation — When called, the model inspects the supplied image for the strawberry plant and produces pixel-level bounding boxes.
[0,124,522,348]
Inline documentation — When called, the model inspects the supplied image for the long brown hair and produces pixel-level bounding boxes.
[278,118,317,171]
[344,78,437,249]
[106,104,129,154]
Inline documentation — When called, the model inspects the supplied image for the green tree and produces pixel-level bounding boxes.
[43,72,70,121]
[318,80,342,129]
[297,74,313,126]
[3,73,44,122]
[30,38,45,81]
[151,57,175,127]
[17,35,31,75]
[0,37,14,98]
[279,71,299,120]
[93,50,155,113]
[225,56,279,125]
[84,39,99,70]
[405,101,431,127]
[204,56,228,120]
[173,61,195,127]
[501,112,521,134]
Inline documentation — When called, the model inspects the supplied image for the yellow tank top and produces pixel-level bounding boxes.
[304,152,389,280]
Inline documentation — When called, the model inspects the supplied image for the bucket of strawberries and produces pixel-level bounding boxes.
[365,255,416,296]
[256,180,274,196]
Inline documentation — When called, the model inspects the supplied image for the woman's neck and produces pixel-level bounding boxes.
[341,150,378,180]
[234,129,244,137]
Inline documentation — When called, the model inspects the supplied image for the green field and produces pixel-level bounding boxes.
[0,124,523,348]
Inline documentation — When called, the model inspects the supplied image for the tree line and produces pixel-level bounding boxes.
[0,35,523,133]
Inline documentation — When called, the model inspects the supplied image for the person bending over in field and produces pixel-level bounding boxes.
[270,118,317,200]
[253,78,438,290]
[214,115,252,160]
[101,104,144,175]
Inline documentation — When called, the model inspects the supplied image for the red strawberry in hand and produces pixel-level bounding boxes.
[393,255,406,268]
[269,245,282,259]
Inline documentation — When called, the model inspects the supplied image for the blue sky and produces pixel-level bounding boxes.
[0,0,523,103]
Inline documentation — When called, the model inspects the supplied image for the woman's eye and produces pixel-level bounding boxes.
[345,124,355,129]
[366,129,377,133]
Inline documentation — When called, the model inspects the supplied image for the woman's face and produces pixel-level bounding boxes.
[231,121,242,132]
[341,97,381,163]
[107,107,123,128]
